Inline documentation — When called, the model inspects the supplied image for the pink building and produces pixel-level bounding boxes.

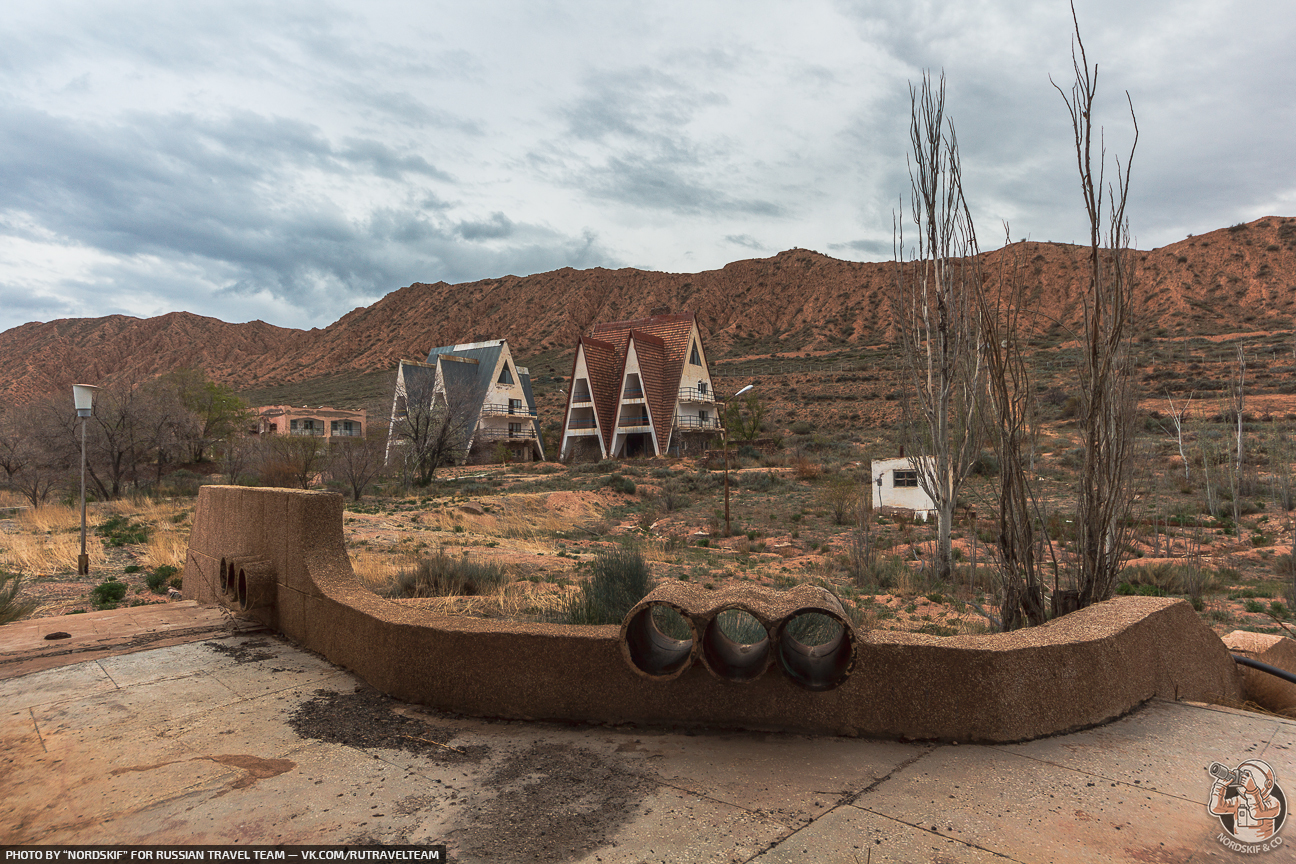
[255,405,366,440]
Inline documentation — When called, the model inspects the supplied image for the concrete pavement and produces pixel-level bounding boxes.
[2,607,1293,862]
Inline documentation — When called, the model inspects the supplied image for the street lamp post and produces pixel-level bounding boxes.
[73,385,98,576]
[723,384,754,538]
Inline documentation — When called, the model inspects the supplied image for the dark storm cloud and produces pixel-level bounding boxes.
[0,103,615,327]
[457,212,515,240]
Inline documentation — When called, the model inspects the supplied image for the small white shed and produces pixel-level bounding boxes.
[871,456,937,519]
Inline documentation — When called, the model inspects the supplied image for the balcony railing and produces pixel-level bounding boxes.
[618,417,652,429]
[678,386,717,403]
[621,389,644,400]
[330,428,361,437]
[674,416,723,430]
[567,420,597,429]
[480,403,537,417]
[571,392,593,404]
[290,428,325,437]
[475,427,537,441]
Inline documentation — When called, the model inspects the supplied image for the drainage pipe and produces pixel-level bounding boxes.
[1232,653,1296,686]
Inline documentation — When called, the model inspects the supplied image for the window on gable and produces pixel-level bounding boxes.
[689,342,701,366]
[498,363,513,385]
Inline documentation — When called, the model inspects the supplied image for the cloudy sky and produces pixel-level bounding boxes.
[0,1,1292,334]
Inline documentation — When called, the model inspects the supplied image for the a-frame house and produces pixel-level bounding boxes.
[558,312,721,461]
[386,339,543,465]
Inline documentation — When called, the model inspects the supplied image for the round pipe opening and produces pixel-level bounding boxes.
[219,557,232,594]
[776,610,853,691]
[237,568,249,610]
[623,603,695,679]
[701,609,771,682]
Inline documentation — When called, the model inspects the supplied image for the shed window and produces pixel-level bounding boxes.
[893,470,918,488]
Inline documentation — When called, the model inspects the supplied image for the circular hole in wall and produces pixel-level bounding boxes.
[702,609,770,682]
[623,603,695,678]
[776,611,853,691]
[237,568,249,611]
[219,558,231,594]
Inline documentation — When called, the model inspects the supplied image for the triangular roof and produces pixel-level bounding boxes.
[567,312,701,455]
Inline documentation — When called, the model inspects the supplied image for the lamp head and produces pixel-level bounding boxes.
[735,384,754,398]
[72,384,99,418]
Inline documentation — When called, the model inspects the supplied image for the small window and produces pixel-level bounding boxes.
[698,381,707,395]
[893,470,918,488]
[689,343,701,366]
[509,398,522,414]
[498,364,513,385]
[290,419,299,431]
[699,410,709,423]
[508,422,523,437]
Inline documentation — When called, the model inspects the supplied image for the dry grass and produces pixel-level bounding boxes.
[387,581,570,619]
[17,503,82,534]
[350,547,420,593]
[1,497,193,575]
[0,489,26,509]
[141,527,189,571]
[1,528,108,574]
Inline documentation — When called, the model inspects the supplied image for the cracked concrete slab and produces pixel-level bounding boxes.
[3,609,1294,863]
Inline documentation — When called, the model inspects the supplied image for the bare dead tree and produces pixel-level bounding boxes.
[1053,4,1140,607]
[391,371,477,487]
[267,434,329,489]
[977,225,1047,629]
[330,405,388,500]
[893,70,984,584]
[1163,389,1194,481]
[0,400,68,508]
[1229,344,1246,469]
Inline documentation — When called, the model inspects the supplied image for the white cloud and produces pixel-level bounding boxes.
[0,0,1292,333]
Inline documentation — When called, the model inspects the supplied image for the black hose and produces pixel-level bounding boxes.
[1231,653,1296,686]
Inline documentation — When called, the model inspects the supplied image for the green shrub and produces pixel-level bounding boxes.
[605,474,636,495]
[146,565,180,594]
[789,420,814,435]
[562,545,652,625]
[1,570,38,624]
[123,564,142,574]
[91,578,128,610]
[384,549,509,598]
[97,515,150,547]
[1245,599,1265,614]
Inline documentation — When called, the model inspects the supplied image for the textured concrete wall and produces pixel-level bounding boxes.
[183,486,1243,742]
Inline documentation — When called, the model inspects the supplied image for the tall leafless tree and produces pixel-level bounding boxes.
[1229,344,1246,470]
[331,403,388,500]
[390,371,477,487]
[1163,390,1194,482]
[977,227,1048,628]
[893,70,984,583]
[1053,4,1140,607]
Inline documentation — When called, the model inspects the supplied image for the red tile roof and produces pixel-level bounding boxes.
[562,311,707,457]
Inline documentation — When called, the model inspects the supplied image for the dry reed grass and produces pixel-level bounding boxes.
[18,503,81,534]
[0,490,26,509]
[387,582,570,619]
[350,547,419,593]
[141,528,189,570]
[1,529,108,574]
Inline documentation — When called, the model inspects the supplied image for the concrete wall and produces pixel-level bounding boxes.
[183,486,1243,743]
